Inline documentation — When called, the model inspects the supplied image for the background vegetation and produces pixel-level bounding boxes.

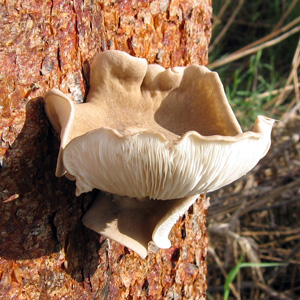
[209,0,300,128]
[207,0,300,299]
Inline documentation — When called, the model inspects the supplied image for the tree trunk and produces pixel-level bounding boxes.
[0,0,212,299]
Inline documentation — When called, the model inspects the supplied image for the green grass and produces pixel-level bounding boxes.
[223,50,279,127]
[223,254,287,300]
[210,0,300,128]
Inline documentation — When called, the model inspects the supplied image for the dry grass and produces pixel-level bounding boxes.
[207,120,300,299]
[207,0,300,299]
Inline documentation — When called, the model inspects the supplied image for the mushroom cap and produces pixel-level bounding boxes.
[44,50,275,200]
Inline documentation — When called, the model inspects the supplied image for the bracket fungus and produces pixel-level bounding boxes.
[44,50,275,258]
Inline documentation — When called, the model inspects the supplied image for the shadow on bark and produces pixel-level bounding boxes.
[0,98,101,282]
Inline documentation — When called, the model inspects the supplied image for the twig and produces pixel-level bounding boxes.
[209,25,300,69]
[224,178,300,220]
[208,177,300,221]
[208,281,294,300]
[280,99,300,126]
[254,132,300,171]
[242,228,300,237]
[273,38,300,107]
[212,0,232,30]
[259,255,300,265]
[209,0,245,52]
[233,17,300,55]
[208,224,261,266]
[272,0,300,32]
[267,241,300,286]
[255,282,293,300]
[243,84,300,103]
[293,62,300,103]
[208,246,241,299]
[260,234,300,247]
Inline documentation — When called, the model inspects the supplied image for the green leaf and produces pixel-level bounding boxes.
[223,254,287,300]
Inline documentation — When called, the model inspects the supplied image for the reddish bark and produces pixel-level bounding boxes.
[0,0,211,298]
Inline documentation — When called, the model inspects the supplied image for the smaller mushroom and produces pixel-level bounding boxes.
[44,50,275,258]
[82,193,199,258]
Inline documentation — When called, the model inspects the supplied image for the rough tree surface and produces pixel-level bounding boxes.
[0,0,212,299]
